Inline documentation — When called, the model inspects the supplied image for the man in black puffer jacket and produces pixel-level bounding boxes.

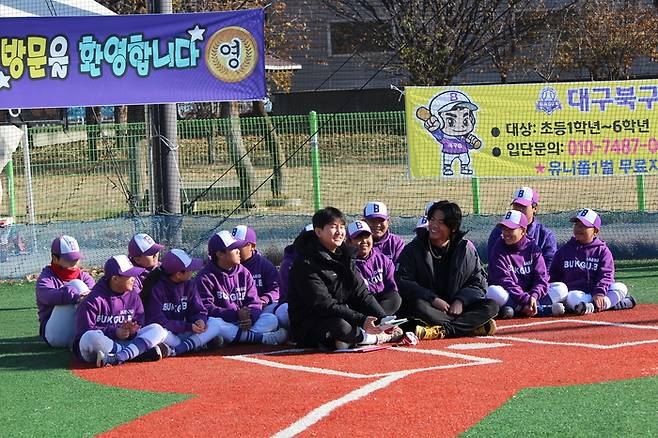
[288,207,400,350]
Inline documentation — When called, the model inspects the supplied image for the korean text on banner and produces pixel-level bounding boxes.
[405,81,658,178]
[0,9,265,108]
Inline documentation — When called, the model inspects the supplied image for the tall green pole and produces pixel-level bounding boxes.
[309,111,321,211]
[636,174,646,212]
[471,176,481,215]
[5,158,15,217]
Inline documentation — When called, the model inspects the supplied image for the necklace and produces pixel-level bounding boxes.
[428,236,449,260]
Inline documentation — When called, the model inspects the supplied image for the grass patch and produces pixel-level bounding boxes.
[0,282,189,438]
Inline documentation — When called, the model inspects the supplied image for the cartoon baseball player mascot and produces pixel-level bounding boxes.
[416,91,482,176]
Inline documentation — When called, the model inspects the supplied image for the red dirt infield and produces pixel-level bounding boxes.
[73,305,658,437]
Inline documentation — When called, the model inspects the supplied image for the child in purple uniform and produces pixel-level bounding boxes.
[36,235,96,347]
[142,249,223,356]
[128,233,165,292]
[74,255,168,367]
[232,225,280,312]
[347,221,401,315]
[196,230,287,345]
[549,209,635,315]
[362,201,405,263]
[486,211,564,319]
[487,187,557,270]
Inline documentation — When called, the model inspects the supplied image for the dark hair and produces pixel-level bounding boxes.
[427,201,462,234]
[139,267,165,308]
[312,207,346,229]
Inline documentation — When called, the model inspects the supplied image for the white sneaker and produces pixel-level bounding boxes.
[375,326,405,344]
[575,302,596,315]
[95,350,106,367]
[262,328,288,345]
[551,303,566,316]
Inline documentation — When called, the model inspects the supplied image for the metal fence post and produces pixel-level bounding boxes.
[309,111,321,211]
[5,158,15,217]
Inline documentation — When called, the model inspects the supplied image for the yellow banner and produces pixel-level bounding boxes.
[405,81,658,178]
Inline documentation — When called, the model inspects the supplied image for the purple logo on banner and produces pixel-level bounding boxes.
[0,10,265,108]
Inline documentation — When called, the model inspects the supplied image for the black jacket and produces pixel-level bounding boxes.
[395,229,487,307]
[287,232,386,338]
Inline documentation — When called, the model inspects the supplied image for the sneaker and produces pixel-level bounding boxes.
[262,327,288,345]
[375,326,405,344]
[134,346,164,362]
[205,335,225,351]
[575,302,596,315]
[95,350,117,367]
[536,303,565,317]
[157,343,172,359]
[612,296,637,310]
[472,319,497,337]
[415,325,446,340]
[498,306,514,319]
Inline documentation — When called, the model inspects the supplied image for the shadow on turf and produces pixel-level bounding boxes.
[0,336,70,370]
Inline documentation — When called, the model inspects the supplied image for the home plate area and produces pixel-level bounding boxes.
[76,305,658,437]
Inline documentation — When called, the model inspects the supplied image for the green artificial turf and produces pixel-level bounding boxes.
[0,260,656,437]
[462,377,658,437]
[0,282,189,437]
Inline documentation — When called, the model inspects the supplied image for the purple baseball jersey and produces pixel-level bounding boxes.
[144,276,207,334]
[195,262,262,322]
[432,130,470,154]
[132,262,160,294]
[354,247,398,295]
[488,235,548,307]
[242,250,280,305]
[74,277,145,343]
[373,231,405,263]
[549,237,615,296]
[35,266,96,340]
[277,244,296,303]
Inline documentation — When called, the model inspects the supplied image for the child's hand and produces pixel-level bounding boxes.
[239,318,252,330]
[116,326,131,340]
[192,319,206,334]
[592,295,605,311]
[521,297,538,316]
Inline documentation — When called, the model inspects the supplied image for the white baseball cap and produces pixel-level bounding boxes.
[348,220,372,239]
[512,187,539,207]
[416,216,428,230]
[571,208,601,231]
[363,201,389,220]
[429,90,478,114]
[128,233,164,258]
[499,210,529,229]
[208,230,246,254]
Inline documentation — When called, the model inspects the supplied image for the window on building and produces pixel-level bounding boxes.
[329,21,392,56]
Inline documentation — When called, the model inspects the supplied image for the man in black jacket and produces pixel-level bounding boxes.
[288,207,401,350]
[396,201,499,340]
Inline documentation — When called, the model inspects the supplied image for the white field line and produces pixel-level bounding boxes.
[487,335,658,349]
[225,355,386,379]
[497,318,658,331]
[270,359,499,438]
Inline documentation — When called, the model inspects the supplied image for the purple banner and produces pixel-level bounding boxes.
[0,10,265,109]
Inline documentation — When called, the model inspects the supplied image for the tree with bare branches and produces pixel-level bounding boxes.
[323,0,575,85]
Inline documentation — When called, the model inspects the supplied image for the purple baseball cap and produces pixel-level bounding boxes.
[128,233,164,258]
[512,186,539,207]
[51,235,81,261]
[499,210,529,229]
[232,225,257,245]
[104,255,145,278]
[208,230,247,255]
[347,220,372,239]
[161,249,204,274]
[571,208,601,231]
[363,201,389,220]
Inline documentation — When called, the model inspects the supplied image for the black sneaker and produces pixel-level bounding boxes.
[205,336,225,351]
[133,346,163,362]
